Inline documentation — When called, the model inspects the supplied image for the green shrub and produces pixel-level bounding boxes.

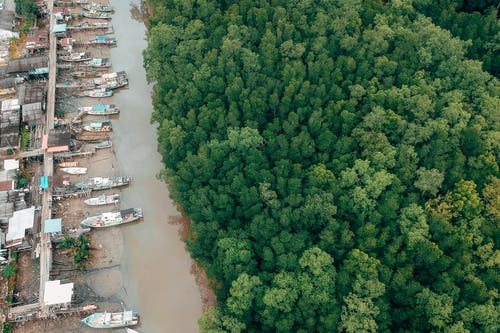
[2,322,12,333]
[20,129,31,149]
[2,264,15,278]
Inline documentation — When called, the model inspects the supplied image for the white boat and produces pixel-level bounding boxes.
[84,193,120,206]
[126,328,139,333]
[81,208,143,228]
[83,88,113,98]
[82,310,139,328]
[79,104,119,116]
[82,121,112,132]
[60,167,88,175]
[58,161,79,167]
[95,140,112,149]
[60,52,91,62]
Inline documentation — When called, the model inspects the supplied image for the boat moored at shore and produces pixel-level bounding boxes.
[81,10,112,19]
[75,176,131,190]
[82,311,139,328]
[81,208,143,228]
[82,3,114,12]
[59,167,88,175]
[83,88,113,98]
[84,193,120,206]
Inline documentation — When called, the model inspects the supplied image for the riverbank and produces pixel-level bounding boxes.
[6,1,205,331]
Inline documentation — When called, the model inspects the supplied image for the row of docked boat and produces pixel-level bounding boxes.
[60,3,140,331]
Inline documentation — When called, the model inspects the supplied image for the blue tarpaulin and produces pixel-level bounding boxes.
[40,176,49,189]
[44,219,62,233]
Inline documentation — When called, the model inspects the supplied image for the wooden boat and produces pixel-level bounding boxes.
[60,52,91,62]
[89,36,117,46]
[95,140,113,149]
[79,104,119,116]
[83,88,113,98]
[84,193,120,206]
[67,22,111,31]
[82,311,139,328]
[81,208,143,228]
[82,121,112,132]
[75,176,131,190]
[81,10,112,19]
[84,58,111,68]
[95,71,128,90]
[82,3,114,12]
[60,167,87,175]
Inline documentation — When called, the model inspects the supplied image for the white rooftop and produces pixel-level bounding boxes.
[6,206,35,243]
[44,280,74,305]
[3,159,19,171]
[1,99,20,111]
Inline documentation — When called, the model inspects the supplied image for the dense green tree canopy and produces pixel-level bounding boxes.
[145,0,499,331]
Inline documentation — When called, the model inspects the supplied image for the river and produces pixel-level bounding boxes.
[108,1,202,332]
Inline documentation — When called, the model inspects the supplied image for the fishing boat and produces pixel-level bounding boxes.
[82,121,112,132]
[83,88,113,98]
[60,52,91,62]
[84,58,111,68]
[67,22,111,31]
[60,167,87,175]
[81,208,143,228]
[75,176,131,190]
[79,104,119,115]
[95,140,113,149]
[81,10,112,19]
[126,328,139,333]
[84,193,120,206]
[58,161,79,167]
[82,3,114,12]
[94,71,128,90]
[89,36,117,46]
[82,311,139,328]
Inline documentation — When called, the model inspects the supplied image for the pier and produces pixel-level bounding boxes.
[38,0,56,318]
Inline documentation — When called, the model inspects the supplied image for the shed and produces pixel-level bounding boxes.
[47,129,70,152]
[5,206,34,248]
[44,218,62,233]
[44,280,74,306]
[21,102,43,125]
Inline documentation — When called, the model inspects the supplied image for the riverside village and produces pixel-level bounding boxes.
[0,0,143,331]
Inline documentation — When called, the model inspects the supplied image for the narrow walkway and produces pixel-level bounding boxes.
[38,0,56,317]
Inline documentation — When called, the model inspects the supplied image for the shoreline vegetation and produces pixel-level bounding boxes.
[145,0,499,332]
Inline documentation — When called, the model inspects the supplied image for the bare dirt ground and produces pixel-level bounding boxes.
[13,252,39,306]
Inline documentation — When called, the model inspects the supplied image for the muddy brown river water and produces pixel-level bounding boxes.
[109,1,203,332]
